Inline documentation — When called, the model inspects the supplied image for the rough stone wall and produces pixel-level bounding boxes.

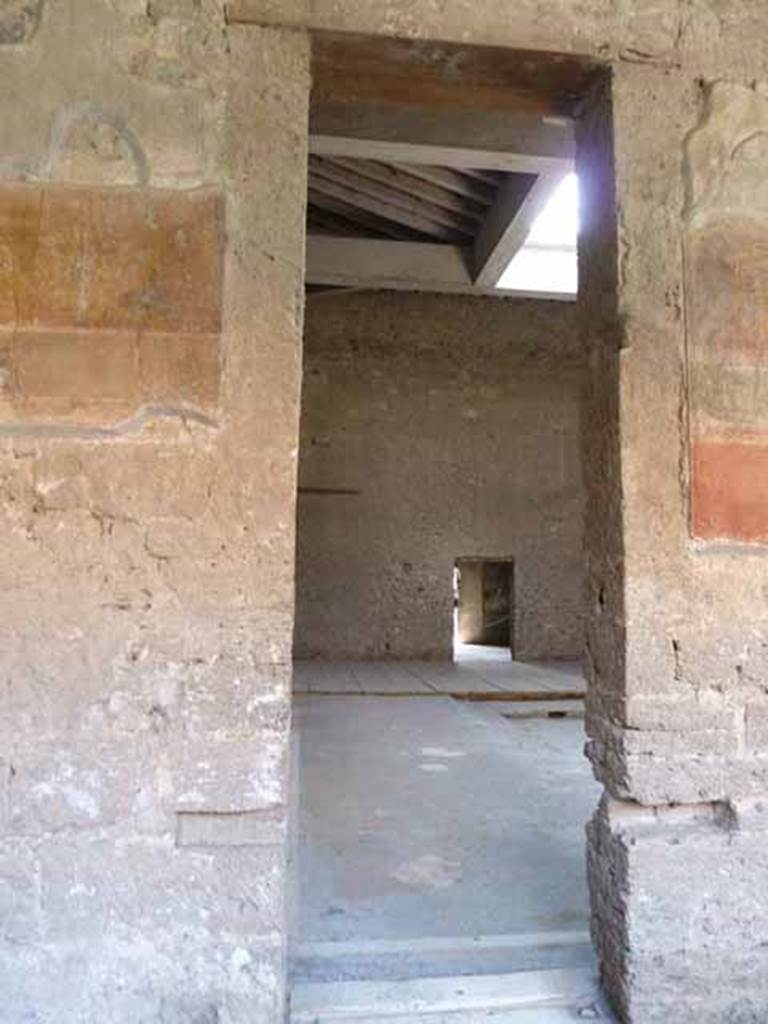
[686,83,768,545]
[229,0,768,81]
[4,2,768,1022]
[294,291,585,662]
[0,4,309,1022]
[581,63,768,1024]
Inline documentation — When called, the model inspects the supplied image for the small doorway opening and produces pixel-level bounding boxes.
[454,557,515,657]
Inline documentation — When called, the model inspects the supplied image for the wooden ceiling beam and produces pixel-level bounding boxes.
[459,169,505,185]
[310,134,573,176]
[311,99,576,168]
[391,164,496,204]
[305,235,575,301]
[309,157,480,233]
[307,207,363,236]
[322,157,487,219]
[308,172,471,242]
[306,189,423,241]
[472,169,568,288]
[307,236,473,292]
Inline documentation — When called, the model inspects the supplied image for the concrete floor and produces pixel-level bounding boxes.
[290,656,600,987]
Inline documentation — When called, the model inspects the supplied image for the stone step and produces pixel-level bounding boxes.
[290,930,595,985]
[291,1011,602,1024]
[289,966,610,1023]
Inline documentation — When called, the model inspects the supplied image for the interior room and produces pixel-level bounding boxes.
[289,34,608,1021]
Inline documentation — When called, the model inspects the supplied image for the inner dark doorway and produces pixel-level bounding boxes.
[455,557,515,653]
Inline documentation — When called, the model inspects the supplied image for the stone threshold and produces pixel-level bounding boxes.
[290,967,612,1022]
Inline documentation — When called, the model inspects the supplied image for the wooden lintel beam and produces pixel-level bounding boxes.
[472,169,568,288]
[224,16,599,121]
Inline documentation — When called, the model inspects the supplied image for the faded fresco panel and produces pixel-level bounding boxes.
[0,185,224,427]
[685,85,768,544]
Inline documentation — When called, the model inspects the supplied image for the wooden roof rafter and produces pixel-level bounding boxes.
[305,134,576,300]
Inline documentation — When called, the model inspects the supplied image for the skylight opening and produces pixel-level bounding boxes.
[496,172,578,298]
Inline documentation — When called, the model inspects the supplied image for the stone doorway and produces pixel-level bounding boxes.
[455,557,515,654]
[289,29,612,1023]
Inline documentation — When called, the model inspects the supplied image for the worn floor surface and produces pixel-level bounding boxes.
[290,656,600,991]
[293,648,585,697]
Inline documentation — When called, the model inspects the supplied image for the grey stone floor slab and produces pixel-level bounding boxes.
[292,679,600,950]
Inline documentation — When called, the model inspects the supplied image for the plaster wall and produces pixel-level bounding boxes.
[3,1,768,1021]
[230,0,768,82]
[295,291,585,662]
[578,64,768,1024]
[0,3,308,1021]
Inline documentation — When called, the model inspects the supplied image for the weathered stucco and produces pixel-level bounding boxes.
[1,3,309,1021]
[0,183,224,429]
[2,1,768,1022]
[228,0,768,83]
[580,64,768,1023]
[686,82,768,545]
[295,291,585,662]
